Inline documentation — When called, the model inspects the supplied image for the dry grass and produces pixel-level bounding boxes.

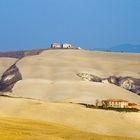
[0,117,139,140]
[0,96,140,138]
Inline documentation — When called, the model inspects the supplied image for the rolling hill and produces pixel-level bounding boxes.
[10,49,140,105]
[0,49,140,139]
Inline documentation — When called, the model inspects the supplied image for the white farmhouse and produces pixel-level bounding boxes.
[62,43,72,49]
[102,99,129,108]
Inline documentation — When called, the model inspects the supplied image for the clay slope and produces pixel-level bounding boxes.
[77,73,140,95]
[0,63,22,92]
[5,49,140,106]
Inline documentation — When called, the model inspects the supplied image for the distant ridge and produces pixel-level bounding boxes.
[110,44,140,53]
[95,44,140,53]
[0,48,48,58]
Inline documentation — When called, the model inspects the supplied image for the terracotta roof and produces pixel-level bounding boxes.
[102,99,128,102]
[128,103,138,106]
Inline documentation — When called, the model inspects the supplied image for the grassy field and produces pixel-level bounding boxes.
[0,117,139,140]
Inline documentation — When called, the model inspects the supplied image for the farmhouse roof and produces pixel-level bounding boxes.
[102,99,128,102]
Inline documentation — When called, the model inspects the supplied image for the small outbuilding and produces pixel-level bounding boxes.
[128,103,138,109]
[62,43,72,49]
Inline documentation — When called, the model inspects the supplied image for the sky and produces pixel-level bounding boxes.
[0,0,140,51]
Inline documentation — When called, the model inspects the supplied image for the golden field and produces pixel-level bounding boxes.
[0,117,139,140]
[0,96,140,139]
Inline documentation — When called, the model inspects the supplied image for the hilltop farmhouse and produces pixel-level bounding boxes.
[51,43,61,49]
[102,99,138,109]
[51,43,79,49]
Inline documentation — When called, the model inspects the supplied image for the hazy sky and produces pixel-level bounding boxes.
[0,0,140,50]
